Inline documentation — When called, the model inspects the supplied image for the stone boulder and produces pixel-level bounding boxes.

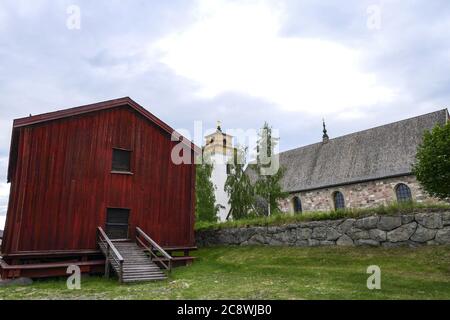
[382,241,418,248]
[326,228,342,241]
[295,240,309,247]
[435,227,450,244]
[336,234,354,246]
[308,239,321,246]
[248,233,267,245]
[311,227,328,240]
[217,230,238,244]
[265,237,285,246]
[442,212,450,227]
[387,222,417,242]
[337,219,355,233]
[410,225,437,242]
[235,228,257,243]
[378,216,402,231]
[369,229,387,242]
[320,240,335,246]
[415,213,443,229]
[295,228,312,240]
[355,216,379,230]
[355,239,380,246]
[267,226,283,234]
[272,230,296,244]
[402,215,415,224]
[346,227,370,240]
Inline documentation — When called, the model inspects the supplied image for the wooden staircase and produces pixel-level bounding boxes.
[97,227,172,283]
[111,241,167,282]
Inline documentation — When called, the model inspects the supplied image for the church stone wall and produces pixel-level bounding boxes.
[195,212,450,247]
[279,175,440,213]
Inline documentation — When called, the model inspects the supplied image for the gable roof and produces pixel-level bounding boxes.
[248,109,449,193]
[7,97,200,182]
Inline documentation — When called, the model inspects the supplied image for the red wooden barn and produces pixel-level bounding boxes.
[0,97,198,282]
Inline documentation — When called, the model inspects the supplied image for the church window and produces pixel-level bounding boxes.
[333,191,345,210]
[293,196,302,213]
[395,183,412,202]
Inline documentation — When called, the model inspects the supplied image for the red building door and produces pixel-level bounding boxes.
[105,208,130,239]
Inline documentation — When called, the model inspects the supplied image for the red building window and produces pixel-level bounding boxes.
[112,148,132,173]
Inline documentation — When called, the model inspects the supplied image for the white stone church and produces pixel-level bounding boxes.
[205,109,449,221]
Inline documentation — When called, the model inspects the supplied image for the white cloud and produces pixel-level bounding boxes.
[0,182,9,198]
[7,0,48,18]
[156,0,396,115]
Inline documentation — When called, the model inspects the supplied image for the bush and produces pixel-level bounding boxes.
[413,122,450,200]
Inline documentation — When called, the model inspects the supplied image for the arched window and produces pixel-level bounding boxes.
[292,196,302,213]
[396,183,412,202]
[333,191,345,210]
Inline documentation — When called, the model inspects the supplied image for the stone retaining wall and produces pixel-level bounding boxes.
[195,212,450,247]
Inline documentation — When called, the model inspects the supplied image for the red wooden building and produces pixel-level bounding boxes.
[0,97,198,282]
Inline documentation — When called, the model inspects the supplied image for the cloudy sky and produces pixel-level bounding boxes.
[0,0,449,228]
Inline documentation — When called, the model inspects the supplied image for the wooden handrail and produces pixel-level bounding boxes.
[97,227,124,262]
[136,227,173,272]
[97,227,124,282]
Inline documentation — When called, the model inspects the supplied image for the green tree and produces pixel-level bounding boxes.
[195,156,219,222]
[225,146,255,220]
[413,122,450,200]
[254,122,288,215]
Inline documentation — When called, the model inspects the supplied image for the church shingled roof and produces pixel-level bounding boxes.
[247,109,448,193]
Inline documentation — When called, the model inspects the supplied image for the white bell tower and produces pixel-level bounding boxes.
[203,121,234,222]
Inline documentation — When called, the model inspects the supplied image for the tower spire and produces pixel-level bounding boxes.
[322,118,329,143]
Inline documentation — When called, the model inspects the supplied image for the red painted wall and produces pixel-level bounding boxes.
[2,106,195,254]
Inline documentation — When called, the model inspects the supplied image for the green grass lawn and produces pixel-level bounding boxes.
[1,246,449,300]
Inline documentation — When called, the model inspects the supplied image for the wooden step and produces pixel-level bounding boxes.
[123,272,166,277]
[123,273,166,278]
[123,266,160,270]
[124,278,166,282]
[124,272,166,277]
[124,268,163,273]
[123,265,160,269]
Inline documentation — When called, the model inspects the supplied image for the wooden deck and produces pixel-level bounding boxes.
[0,233,197,280]
[0,258,105,279]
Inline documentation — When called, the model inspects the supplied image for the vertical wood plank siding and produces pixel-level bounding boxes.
[2,106,195,254]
